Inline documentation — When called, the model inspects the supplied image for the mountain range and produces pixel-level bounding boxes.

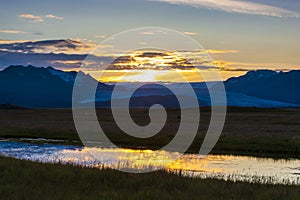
[0,65,299,108]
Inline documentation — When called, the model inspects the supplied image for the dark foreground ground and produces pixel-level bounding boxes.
[0,156,299,200]
[0,107,300,158]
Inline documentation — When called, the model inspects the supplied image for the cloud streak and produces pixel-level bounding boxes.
[0,30,25,34]
[149,0,300,17]
[206,49,238,54]
[45,14,64,20]
[95,35,106,38]
[0,39,102,54]
[19,14,44,22]
[19,13,64,23]
[183,31,198,35]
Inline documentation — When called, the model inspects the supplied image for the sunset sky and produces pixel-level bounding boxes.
[0,0,299,82]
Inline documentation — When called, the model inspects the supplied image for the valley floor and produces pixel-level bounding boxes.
[1,107,300,199]
[0,107,300,159]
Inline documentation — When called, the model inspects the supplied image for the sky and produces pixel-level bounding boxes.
[0,0,299,82]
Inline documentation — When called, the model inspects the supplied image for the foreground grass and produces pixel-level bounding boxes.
[1,107,300,158]
[0,156,299,200]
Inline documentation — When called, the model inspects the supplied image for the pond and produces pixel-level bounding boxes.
[0,140,299,185]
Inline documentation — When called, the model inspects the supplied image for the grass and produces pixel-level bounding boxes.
[0,156,299,200]
[0,107,300,158]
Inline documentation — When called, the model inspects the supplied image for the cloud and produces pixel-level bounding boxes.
[206,49,238,54]
[50,60,83,69]
[0,39,32,44]
[0,39,115,70]
[183,31,198,35]
[149,0,300,17]
[106,51,215,71]
[0,49,86,69]
[33,32,44,36]
[0,39,296,73]
[96,35,106,38]
[0,39,99,55]
[210,60,299,72]
[45,14,64,20]
[0,30,25,34]
[19,14,44,22]
[19,13,63,23]
[140,32,155,35]
[175,49,238,57]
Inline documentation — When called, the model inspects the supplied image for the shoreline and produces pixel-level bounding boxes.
[0,107,300,159]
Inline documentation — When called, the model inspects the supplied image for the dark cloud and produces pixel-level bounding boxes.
[32,32,44,36]
[0,50,86,69]
[136,52,169,58]
[0,39,244,72]
[0,39,91,54]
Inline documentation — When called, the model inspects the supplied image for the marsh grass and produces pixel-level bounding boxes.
[0,156,299,200]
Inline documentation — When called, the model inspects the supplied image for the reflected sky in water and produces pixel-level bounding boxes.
[0,140,299,185]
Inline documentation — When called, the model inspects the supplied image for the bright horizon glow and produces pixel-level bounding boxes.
[88,69,244,82]
[83,49,228,82]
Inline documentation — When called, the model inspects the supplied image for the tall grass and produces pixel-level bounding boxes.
[0,156,299,200]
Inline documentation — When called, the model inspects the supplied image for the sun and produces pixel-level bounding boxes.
[119,70,158,82]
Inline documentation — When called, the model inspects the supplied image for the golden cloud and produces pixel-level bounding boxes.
[183,31,198,35]
[0,30,25,34]
[206,49,238,54]
[95,35,106,38]
[19,14,44,22]
[45,14,64,20]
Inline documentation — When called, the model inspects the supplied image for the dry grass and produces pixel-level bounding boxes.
[0,156,300,200]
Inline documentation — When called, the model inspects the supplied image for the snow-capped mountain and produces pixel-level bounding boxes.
[47,66,77,83]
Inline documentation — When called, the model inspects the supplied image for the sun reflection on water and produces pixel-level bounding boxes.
[0,141,299,185]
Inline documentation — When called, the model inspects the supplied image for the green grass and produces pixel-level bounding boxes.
[0,156,299,200]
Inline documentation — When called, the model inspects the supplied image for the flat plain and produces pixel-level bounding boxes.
[0,106,299,158]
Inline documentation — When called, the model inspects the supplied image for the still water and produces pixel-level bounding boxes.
[0,140,299,185]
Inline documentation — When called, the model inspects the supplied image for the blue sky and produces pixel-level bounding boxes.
[0,0,300,80]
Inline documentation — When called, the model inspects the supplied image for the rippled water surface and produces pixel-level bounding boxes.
[0,140,299,185]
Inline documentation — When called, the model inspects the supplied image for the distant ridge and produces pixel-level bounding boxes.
[0,65,299,108]
[225,70,300,104]
[0,103,27,110]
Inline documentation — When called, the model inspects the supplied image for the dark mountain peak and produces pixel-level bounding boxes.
[245,69,278,76]
[227,69,278,83]
[2,65,50,75]
[227,69,300,83]
[285,70,300,76]
[0,65,111,107]
[3,64,31,71]
[225,69,300,105]
[46,66,55,70]
[4,65,107,88]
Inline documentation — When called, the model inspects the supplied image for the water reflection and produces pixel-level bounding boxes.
[0,140,299,185]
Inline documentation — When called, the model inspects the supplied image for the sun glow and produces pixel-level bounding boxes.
[119,70,157,82]
[85,50,242,82]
